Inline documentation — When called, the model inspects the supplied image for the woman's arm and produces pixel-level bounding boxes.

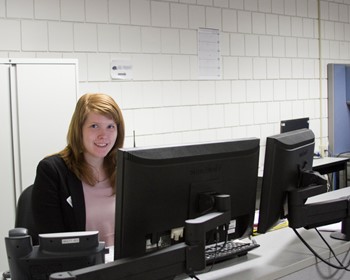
[32,156,71,234]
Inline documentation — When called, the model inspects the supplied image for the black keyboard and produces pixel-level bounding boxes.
[205,239,260,265]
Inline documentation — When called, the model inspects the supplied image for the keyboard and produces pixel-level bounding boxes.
[205,239,260,265]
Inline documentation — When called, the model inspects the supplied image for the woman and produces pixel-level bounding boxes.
[32,93,125,246]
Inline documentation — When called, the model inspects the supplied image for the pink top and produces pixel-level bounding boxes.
[82,179,115,246]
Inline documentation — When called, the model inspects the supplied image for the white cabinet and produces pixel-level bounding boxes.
[0,59,78,272]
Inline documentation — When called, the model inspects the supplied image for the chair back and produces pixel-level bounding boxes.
[15,185,39,245]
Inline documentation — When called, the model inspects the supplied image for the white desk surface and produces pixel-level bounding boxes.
[258,156,348,178]
[312,156,349,168]
[178,187,350,280]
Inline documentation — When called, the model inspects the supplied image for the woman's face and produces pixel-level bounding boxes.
[82,112,118,164]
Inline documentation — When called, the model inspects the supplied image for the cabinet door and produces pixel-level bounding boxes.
[0,64,16,273]
[15,63,78,195]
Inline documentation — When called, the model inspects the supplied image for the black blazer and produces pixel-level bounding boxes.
[32,155,86,235]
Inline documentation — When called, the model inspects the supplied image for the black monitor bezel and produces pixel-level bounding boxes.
[114,138,260,260]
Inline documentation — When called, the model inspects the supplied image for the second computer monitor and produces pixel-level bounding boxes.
[257,129,315,233]
[114,138,260,259]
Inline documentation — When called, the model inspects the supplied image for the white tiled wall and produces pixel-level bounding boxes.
[1,0,350,159]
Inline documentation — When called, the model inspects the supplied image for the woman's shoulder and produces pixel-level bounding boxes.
[38,154,67,171]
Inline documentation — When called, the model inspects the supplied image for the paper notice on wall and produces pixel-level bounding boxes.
[198,28,221,80]
[111,59,133,80]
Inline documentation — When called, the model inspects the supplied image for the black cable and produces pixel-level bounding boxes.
[293,228,350,270]
[315,228,350,270]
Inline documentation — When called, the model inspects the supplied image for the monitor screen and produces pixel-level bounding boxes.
[114,138,260,259]
[257,129,315,233]
[280,117,309,133]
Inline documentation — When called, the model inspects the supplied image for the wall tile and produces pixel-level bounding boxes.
[161,28,180,54]
[245,35,259,56]
[239,103,254,125]
[260,80,274,101]
[266,58,279,79]
[21,20,48,51]
[258,0,272,13]
[7,0,33,18]
[285,37,297,57]
[254,102,267,124]
[296,0,308,17]
[35,0,60,20]
[0,19,20,50]
[189,5,205,29]
[109,0,130,24]
[273,80,286,100]
[172,55,190,80]
[224,103,240,126]
[303,18,315,38]
[61,0,85,22]
[132,54,153,80]
[141,27,161,53]
[98,24,120,52]
[74,23,98,52]
[120,25,141,53]
[238,57,253,79]
[214,0,229,8]
[198,81,216,104]
[238,11,252,33]
[191,105,209,130]
[173,107,191,131]
[231,80,246,103]
[271,0,284,15]
[244,0,258,11]
[180,81,199,105]
[151,1,170,27]
[180,30,197,54]
[259,35,273,56]
[279,16,291,36]
[229,0,243,10]
[253,58,267,79]
[130,0,151,26]
[285,0,296,16]
[206,7,222,29]
[252,12,266,34]
[87,53,110,81]
[246,80,260,102]
[162,81,181,106]
[208,104,225,128]
[153,55,172,80]
[142,81,163,108]
[86,0,108,23]
[279,58,292,78]
[272,37,285,57]
[230,34,245,56]
[171,3,188,28]
[266,14,279,35]
[215,80,231,104]
[48,22,73,51]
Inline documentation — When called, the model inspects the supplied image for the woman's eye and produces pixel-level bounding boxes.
[91,124,98,128]
[108,124,116,129]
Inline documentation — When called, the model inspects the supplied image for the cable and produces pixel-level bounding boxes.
[315,228,350,270]
[293,228,350,270]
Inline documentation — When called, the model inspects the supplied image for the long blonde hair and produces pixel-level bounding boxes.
[60,93,125,192]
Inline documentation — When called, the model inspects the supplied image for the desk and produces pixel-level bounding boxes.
[178,187,350,280]
[313,157,349,189]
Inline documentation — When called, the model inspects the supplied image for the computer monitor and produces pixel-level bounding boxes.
[257,129,315,233]
[280,117,309,133]
[115,138,260,259]
[257,129,350,239]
